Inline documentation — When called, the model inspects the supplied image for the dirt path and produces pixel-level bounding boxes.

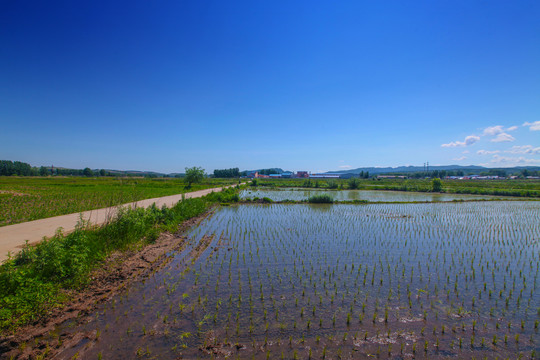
[0,185,238,262]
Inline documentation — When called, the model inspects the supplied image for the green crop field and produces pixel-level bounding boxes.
[0,177,238,227]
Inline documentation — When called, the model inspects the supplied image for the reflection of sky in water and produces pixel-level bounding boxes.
[54,202,540,360]
[241,188,514,202]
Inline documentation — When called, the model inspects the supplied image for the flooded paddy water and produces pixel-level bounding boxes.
[240,188,516,202]
[53,201,539,359]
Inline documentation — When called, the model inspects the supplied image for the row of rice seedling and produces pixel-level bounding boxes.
[49,201,539,359]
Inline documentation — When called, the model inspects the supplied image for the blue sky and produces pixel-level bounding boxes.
[1,1,539,173]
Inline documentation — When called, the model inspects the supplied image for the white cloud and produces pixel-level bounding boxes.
[463,135,480,145]
[441,135,480,148]
[452,156,467,161]
[523,121,540,131]
[462,150,470,154]
[491,133,515,143]
[490,155,540,166]
[505,145,540,155]
[482,125,517,136]
[483,125,504,136]
[339,165,352,169]
[477,150,500,155]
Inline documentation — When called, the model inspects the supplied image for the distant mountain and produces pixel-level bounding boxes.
[326,165,540,175]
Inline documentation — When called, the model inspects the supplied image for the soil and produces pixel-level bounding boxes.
[0,208,216,360]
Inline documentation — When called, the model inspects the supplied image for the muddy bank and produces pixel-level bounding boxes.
[0,208,216,360]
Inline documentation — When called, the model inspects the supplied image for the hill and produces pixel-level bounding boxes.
[326,165,540,175]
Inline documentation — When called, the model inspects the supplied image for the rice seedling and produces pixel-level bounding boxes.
[37,200,540,359]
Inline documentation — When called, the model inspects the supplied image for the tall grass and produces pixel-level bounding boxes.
[308,194,334,203]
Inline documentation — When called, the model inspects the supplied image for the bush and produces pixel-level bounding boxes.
[432,178,442,192]
[204,188,240,203]
[348,178,360,189]
[327,180,338,189]
[308,194,334,203]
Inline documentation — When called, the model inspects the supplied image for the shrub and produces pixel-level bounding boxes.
[308,194,333,203]
[327,180,338,189]
[204,188,240,203]
[432,178,442,192]
[348,178,360,189]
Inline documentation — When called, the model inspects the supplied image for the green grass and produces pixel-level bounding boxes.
[0,189,242,332]
[203,187,241,203]
[307,194,334,203]
[0,176,238,227]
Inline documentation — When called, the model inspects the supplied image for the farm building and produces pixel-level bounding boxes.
[281,172,293,178]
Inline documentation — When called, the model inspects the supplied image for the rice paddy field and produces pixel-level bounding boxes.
[240,188,517,202]
[0,177,237,227]
[53,200,540,359]
[253,178,540,198]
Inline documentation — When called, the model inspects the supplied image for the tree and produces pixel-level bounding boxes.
[99,169,106,176]
[348,177,360,189]
[431,178,442,192]
[184,166,205,187]
[213,167,240,178]
[83,167,94,177]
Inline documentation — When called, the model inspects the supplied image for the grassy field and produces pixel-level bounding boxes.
[0,176,239,227]
[253,178,540,197]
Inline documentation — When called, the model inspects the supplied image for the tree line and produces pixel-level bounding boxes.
[213,168,240,178]
[239,168,283,176]
[0,160,33,176]
[0,160,111,177]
